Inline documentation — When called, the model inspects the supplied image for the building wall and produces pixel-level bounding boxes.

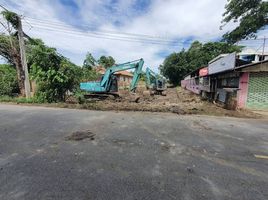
[181,78,200,94]
[237,72,268,110]
[116,75,133,90]
[237,72,249,108]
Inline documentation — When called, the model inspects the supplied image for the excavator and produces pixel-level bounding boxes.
[145,67,167,96]
[80,58,144,99]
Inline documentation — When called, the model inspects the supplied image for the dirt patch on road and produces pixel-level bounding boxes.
[66,130,95,141]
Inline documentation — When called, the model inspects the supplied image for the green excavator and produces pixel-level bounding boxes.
[80,59,144,100]
[145,67,167,96]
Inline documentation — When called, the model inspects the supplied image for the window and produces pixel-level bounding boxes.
[219,77,239,88]
[240,55,255,62]
[259,55,266,61]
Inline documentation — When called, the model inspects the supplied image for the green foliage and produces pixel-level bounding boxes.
[73,89,87,104]
[15,97,37,103]
[0,34,19,64]
[98,55,115,68]
[160,51,188,86]
[28,39,82,102]
[83,52,96,69]
[139,71,146,82]
[0,95,14,102]
[1,11,19,29]
[160,41,242,85]
[0,95,46,103]
[0,64,19,96]
[80,68,100,82]
[221,0,268,43]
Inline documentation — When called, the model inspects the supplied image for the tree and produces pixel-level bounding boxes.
[160,41,242,85]
[0,34,25,96]
[0,64,19,96]
[160,51,188,85]
[28,39,81,102]
[98,55,115,68]
[221,0,268,43]
[83,52,96,69]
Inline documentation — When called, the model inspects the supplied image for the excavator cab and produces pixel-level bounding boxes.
[109,75,118,93]
[146,67,167,96]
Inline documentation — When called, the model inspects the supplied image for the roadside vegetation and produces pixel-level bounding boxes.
[159,41,242,85]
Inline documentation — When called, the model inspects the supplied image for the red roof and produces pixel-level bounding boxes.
[95,66,133,77]
[115,71,133,77]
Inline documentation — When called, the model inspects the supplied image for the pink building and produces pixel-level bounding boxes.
[182,54,268,110]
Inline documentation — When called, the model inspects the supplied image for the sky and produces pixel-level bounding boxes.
[0,0,267,72]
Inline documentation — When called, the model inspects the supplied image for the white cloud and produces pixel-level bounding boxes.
[2,0,265,72]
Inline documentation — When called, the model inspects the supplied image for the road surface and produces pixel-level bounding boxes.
[0,104,268,200]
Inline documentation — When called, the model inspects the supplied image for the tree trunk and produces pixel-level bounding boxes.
[12,47,25,96]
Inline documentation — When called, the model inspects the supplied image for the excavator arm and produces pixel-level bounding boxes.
[145,67,167,95]
[80,58,144,93]
[146,67,158,89]
[100,59,144,91]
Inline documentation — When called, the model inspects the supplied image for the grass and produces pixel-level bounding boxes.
[0,95,16,102]
[0,95,44,104]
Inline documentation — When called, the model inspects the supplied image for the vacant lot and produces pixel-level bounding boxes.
[0,104,267,200]
[94,88,260,118]
[1,87,261,118]
[75,87,260,118]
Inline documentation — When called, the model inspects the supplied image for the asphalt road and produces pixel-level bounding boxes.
[0,104,268,200]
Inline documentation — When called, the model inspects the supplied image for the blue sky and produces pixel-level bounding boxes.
[0,0,267,72]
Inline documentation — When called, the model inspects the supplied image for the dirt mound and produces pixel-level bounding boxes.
[66,130,95,141]
[78,87,260,118]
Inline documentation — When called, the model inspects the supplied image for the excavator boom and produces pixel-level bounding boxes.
[80,59,144,94]
[145,67,167,95]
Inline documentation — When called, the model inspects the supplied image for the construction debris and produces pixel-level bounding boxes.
[76,87,259,118]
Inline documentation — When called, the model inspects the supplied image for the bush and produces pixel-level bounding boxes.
[74,89,86,104]
[0,64,19,96]
[81,68,100,82]
[28,42,82,103]
[0,95,46,104]
[0,95,15,102]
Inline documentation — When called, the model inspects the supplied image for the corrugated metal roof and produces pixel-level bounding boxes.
[208,53,236,75]
[238,48,268,56]
[208,54,229,64]
[235,59,268,70]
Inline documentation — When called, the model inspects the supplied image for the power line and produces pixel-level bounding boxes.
[27,16,268,43]
[0,4,8,11]
[23,16,268,47]
[24,16,175,41]
[21,18,184,46]
[4,5,268,47]
[29,24,183,46]
[23,19,181,45]
[23,16,208,46]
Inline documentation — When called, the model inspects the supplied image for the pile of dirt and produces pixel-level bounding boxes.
[11,87,259,118]
[66,130,95,141]
[77,87,261,118]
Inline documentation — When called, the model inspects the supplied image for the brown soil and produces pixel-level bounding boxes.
[2,87,262,118]
[77,87,260,118]
[66,130,95,141]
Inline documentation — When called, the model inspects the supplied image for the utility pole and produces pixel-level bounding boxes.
[262,36,266,59]
[17,16,31,98]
